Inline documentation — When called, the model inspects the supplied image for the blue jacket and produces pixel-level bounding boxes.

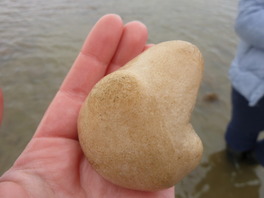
[229,0,264,106]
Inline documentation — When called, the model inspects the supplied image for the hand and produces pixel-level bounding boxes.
[0,14,174,198]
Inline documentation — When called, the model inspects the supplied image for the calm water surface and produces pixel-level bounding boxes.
[1,0,263,197]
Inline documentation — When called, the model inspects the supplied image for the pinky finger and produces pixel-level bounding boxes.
[144,44,155,51]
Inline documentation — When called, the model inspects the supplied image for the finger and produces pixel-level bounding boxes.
[106,21,148,74]
[144,43,155,51]
[60,14,123,97]
[34,14,124,139]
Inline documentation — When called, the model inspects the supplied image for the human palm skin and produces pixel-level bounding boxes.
[0,15,174,198]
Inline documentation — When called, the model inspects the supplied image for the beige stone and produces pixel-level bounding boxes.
[78,40,204,191]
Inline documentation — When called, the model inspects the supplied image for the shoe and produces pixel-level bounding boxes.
[226,145,259,165]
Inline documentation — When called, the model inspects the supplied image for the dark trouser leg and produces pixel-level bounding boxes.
[225,88,264,152]
[255,139,264,165]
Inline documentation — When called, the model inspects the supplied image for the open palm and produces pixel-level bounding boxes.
[0,14,174,198]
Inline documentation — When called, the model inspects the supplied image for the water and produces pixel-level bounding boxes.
[0,0,263,197]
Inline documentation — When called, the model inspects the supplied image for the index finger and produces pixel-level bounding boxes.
[60,14,124,98]
[34,14,124,139]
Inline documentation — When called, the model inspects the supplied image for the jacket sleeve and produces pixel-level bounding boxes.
[235,0,264,49]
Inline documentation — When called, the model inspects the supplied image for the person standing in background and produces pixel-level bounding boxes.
[225,0,264,166]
